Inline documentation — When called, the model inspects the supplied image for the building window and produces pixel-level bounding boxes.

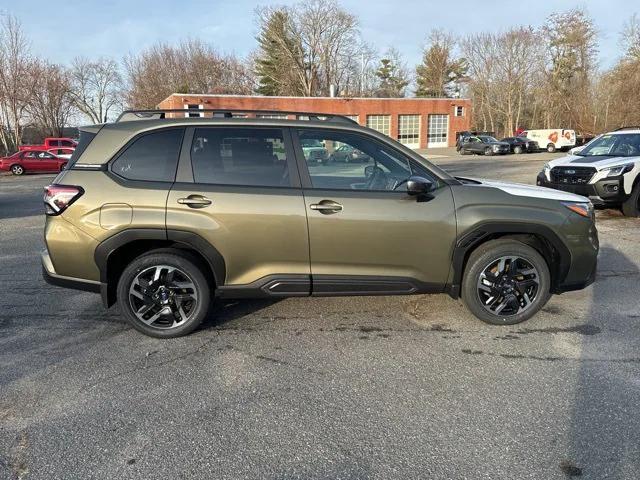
[366,115,390,136]
[398,115,420,148]
[185,104,203,118]
[454,106,465,117]
[427,114,449,147]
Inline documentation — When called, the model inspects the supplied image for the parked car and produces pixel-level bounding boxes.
[48,148,75,160]
[459,135,511,155]
[329,143,370,163]
[300,138,328,163]
[456,131,495,152]
[500,137,539,154]
[520,129,576,153]
[536,127,640,216]
[0,150,68,175]
[41,109,598,338]
[19,137,77,152]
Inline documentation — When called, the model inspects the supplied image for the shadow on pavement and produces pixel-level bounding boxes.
[568,245,640,478]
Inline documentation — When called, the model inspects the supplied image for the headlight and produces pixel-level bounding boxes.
[493,145,500,151]
[543,163,551,172]
[562,201,593,219]
[603,163,634,177]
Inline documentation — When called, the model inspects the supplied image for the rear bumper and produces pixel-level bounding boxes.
[536,172,628,206]
[41,249,101,293]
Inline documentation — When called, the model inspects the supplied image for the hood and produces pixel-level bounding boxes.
[458,177,589,202]
[547,154,640,170]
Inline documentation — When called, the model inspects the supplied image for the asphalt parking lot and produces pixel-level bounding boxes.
[1,150,639,479]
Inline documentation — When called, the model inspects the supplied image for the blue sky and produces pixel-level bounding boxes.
[0,0,634,69]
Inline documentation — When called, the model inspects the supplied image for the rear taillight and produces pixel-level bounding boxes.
[43,185,84,215]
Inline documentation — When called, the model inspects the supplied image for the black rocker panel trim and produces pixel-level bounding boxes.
[312,275,444,296]
[217,274,311,299]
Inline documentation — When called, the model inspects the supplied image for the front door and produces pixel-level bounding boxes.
[294,128,457,295]
[166,127,310,295]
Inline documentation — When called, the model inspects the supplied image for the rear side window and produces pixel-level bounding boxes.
[190,127,290,187]
[68,130,96,168]
[112,128,184,182]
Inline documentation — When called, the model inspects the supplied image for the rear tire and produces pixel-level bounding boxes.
[10,164,24,175]
[60,163,67,171]
[622,182,640,217]
[461,239,551,326]
[547,143,556,153]
[116,250,212,338]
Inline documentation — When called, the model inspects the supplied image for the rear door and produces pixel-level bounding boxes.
[166,126,310,294]
[293,128,456,294]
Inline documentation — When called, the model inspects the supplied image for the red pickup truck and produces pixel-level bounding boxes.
[19,137,77,152]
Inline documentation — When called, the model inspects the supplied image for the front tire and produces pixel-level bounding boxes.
[11,164,24,175]
[117,251,211,338]
[461,239,551,325]
[60,163,67,171]
[514,146,524,154]
[622,182,640,217]
[484,147,493,156]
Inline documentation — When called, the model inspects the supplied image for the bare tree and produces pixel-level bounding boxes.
[70,57,123,123]
[124,39,254,108]
[0,15,32,153]
[27,61,75,136]
[254,0,367,97]
[461,28,544,136]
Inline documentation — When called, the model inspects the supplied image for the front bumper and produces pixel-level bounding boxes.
[536,172,628,206]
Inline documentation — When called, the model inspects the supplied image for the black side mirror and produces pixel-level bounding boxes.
[406,176,433,196]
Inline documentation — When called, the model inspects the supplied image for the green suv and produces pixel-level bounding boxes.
[42,110,599,338]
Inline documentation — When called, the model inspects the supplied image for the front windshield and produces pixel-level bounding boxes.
[479,136,498,143]
[578,133,640,157]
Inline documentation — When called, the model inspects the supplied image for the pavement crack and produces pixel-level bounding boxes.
[80,337,219,392]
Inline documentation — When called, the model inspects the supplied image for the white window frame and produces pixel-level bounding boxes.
[366,115,391,136]
[398,114,421,148]
[454,106,465,117]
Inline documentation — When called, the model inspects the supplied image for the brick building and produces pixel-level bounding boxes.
[157,94,472,149]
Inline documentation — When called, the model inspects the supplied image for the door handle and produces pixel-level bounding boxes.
[177,195,212,208]
[310,200,343,214]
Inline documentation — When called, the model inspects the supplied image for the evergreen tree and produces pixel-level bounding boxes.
[374,55,408,97]
[415,31,467,98]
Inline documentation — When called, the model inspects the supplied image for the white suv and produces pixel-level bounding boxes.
[536,127,640,216]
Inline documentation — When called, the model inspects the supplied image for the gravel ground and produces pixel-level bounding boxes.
[1,151,639,480]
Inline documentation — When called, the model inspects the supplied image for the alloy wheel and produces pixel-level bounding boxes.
[476,255,540,316]
[128,265,199,329]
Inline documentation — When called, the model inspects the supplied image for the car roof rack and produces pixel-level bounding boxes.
[613,126,640,131]
[115,109,358,125]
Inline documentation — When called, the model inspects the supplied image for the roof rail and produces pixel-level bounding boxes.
[115,109,358,125]
[614,126,640,131]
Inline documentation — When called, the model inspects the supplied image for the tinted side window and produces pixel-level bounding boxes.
[191,128,290,187]
[112,128,184,182]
